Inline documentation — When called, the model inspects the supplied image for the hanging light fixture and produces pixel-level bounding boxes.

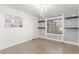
[39,4,47,17]
[33,4,48,19]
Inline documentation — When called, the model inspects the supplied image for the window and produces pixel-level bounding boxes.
[46,16,64,35]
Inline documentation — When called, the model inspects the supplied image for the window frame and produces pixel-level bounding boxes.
[45,15,64,37]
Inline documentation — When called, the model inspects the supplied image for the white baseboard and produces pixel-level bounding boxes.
[38,36,78,46]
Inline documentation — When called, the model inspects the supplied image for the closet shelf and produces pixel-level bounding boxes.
[38,27,45,29]
[65,27,79,29]
[65,16,78,19]
[38,21,45,23]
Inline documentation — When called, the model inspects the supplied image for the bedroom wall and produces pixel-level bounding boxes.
[38,16,78,44]
[0,5,39,50]
[64,18,78,43]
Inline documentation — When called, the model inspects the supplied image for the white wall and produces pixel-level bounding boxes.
[0,5,39,50]
[64,18,78,43]
[38,15,78,45]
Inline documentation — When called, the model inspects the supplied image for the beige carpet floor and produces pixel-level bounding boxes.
[0,38,79,54]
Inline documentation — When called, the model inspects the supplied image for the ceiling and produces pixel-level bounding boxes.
[5,4,79,17]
